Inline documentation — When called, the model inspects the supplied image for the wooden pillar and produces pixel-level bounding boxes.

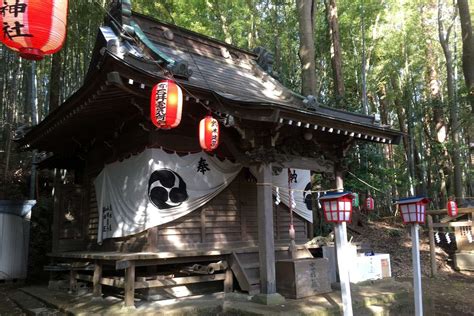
[93,261,102,298]
[52,169,61,253]
[145,227,158,252]
[69,270,78,294]
[124,261,135,307]
[427,215,437,277]
[257,163,276,294]
[224,268,233,293]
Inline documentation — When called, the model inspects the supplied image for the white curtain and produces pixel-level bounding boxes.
[95,148,241,243]
[272,168,313,223]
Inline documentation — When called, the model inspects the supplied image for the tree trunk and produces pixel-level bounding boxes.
[49,49,63,112]
[296,0,317,96]
[325,0,345,104]
[457,0,474,112]
[391,76,415,195]
[438,0,464,202]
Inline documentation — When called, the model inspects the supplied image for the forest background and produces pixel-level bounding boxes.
[0,0,473,226]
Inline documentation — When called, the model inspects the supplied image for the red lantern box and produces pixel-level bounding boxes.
[394,197,430,224]
[447,200,458,217]
[199,115,219,151]
[150,80,183,129]
[319,192,354,223]
[365,195,375,211]
[0,0,68,60]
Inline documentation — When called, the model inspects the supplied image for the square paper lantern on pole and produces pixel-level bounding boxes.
[320,192,354,223]
[395,196,430,224]
[394,196,430,316]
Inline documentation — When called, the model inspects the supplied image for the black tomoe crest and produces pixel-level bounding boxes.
[148,169,188,209]
[303,182,313,210]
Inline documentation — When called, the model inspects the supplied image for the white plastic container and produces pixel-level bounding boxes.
[0,200,35,280]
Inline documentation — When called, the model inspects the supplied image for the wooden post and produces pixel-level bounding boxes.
[427,215,437,277]
[69,270,78,294]
[52,169,61,253]
[224,268,233,293]
[145,227,158,252]
[124,261,135,307]
[257,163,276,294]
[411,224,423,316]
[93,261,102,298]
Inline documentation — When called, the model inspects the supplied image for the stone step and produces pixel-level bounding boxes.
[8,290,66,316]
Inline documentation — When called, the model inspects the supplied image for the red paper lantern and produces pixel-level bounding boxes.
[0,0,68,60]
[150,80,183,129]
[365,195,375,211]
[199,115,219,151]
[447,200,458,217]
[395,197,430,224]
[320,192,354,223]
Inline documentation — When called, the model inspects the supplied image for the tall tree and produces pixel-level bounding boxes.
[326,0,345,104]
[296,0,317,96]
[438,0,464,202]
[457,0,474,112]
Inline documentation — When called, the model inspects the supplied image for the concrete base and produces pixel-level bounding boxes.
[454,252,474,271]
[251,293,286,305]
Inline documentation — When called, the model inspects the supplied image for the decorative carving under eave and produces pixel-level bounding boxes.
[244,147,281,165]
[167,60,193,79]
[253,47,278,79]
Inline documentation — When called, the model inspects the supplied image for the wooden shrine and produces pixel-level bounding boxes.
[17,0,402,306]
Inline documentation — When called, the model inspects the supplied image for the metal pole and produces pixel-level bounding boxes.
[335,222,353,316]
[411,223,423,316]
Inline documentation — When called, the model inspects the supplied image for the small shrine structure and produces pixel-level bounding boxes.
[18,0,402,306]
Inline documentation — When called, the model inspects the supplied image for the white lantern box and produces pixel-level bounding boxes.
[319,192,354,223]
[394,197,430,224]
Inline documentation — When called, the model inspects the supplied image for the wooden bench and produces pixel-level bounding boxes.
[44,262,94,293]
[48,251,234,306]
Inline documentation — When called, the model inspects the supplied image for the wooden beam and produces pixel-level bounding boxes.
[78,273,226,290]
[280,155,334,175]
[256,163,277,294]
[134,273,225,289]
[432,221,473,228]
[124,261,135,307]
[427,207,474,215]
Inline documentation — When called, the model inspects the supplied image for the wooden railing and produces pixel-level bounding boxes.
[427,207,474,276]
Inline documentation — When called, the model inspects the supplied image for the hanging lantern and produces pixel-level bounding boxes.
[150,80,183,129]
[447,200,458,217]
[319,192,354,223]
[199,115,219,151]
[365,195,375,211]
[0,0,68,60]
[394,196,430,224]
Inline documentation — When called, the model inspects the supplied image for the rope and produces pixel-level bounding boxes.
[346,171,385,194]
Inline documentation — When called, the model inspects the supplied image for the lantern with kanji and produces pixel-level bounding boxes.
[395,197,430,224]
[365,195,375,211]
[447,199,458,217]
[150,80,183,129]
[199,115,219,151]
[320,192,354,223]
[0,0,68,60]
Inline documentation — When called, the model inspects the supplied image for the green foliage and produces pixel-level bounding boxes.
[1,0,471,209]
